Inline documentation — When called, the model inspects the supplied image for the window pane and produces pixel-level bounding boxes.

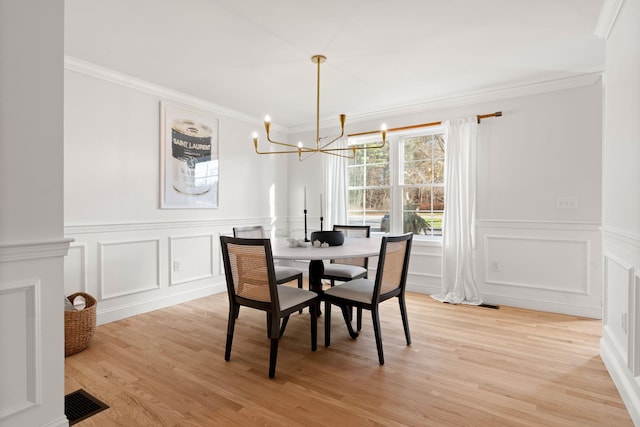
[432,134,445,158]
[348,188,389,231]
[348,165,364,187]
[366,165,389,186]
[433,158,445,183]
[348,189,364,211]
[404,160,431,185]
[365,143,389,164]
[404,136,432,161]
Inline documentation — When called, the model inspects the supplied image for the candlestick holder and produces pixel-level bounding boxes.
[320,216,324,231]
[304,209,310,242]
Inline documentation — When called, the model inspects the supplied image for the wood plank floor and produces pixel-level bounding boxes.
[65,288,632,426]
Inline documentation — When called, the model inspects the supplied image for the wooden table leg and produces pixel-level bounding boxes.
[308,260,324,316]
[308,259,325,293]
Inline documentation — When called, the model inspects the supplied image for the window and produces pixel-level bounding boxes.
[346,126,445,238]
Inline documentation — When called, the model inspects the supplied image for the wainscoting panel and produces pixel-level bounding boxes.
[65,219,256,324]
[484,235,590,294]
[169,234,214,286]
[0,279,40,420]
[64,243,87,295]
[406,242,443,294]
[475,220,601,317]
[631,273,640,376]
[601,228,640,425]
[99,239,160,300]
[603,254,635,372]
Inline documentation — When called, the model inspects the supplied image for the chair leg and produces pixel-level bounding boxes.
[340,304,359,339]
[371,306,384,365]
[399,295,411,345]
[279,315,290,337]
[310,300,318,351]
[268,338,279,378]
[225,305,239,361]
[298,275,303,313]
[324,300,331,347]
[356,307,363,331]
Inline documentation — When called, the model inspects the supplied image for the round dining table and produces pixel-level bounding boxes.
[270,237,381,293]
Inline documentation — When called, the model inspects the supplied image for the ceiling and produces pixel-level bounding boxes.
[64,0,606,131]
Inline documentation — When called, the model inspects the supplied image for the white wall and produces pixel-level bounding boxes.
[63,60,292,324]
[598,0,640,424]
[0,1,70,426]
[288,78,603,318]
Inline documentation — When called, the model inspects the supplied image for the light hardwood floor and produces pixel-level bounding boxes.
[65,288,632,426]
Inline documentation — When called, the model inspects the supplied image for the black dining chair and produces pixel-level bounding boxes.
[321,224,370,330]
[233,226,303,290]
[220,236,319,378]
[323,233,413,365]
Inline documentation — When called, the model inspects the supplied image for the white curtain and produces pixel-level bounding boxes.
[325,138,348,229]
[432,116,483,305]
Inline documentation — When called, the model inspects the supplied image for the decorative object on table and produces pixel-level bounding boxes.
[64,292,97,357]
[319,193,323,231]
[219,236,319,378]
[287,238,308,248]
[310,230,344,247]
[323,233,414,366]
[251,55,387,161]
[312,240,329,248]
[160,101,219,209]
[303,186,310,242]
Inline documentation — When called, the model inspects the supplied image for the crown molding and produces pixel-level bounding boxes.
[288,72,603,134]
[65,55,601,137]
[64,55,264,128]
[595,0,625,39]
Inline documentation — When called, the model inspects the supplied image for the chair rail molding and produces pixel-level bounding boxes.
[0,238,74,263]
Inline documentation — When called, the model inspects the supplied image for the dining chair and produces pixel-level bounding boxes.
[322,224,370,330]
[233,226,303,290]
[220,236,319,378]
[323,233,413,365]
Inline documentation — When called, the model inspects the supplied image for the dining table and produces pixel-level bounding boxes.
[270,237,381,294]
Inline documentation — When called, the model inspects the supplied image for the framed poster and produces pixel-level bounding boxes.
[160,102,219,208]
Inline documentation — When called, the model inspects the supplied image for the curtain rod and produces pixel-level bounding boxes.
[348,111,503,138]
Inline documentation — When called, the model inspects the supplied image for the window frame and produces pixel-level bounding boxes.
[346,125,445,241]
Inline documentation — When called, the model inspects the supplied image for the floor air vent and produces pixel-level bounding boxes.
[479,303,500,309]
[65,389,109,425]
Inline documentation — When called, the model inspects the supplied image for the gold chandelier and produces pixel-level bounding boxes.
[252,55,387,161]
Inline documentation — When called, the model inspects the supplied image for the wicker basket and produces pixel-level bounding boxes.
[64,292,97,357]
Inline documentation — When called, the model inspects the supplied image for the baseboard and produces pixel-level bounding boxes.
[600,332,640,425]
[40,415,72,427]
[96,284,225,325]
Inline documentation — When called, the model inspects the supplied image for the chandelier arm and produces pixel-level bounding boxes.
[322,140,387,153]
[266,136,304,149]
[318,132,345,150]
[298,148,354,161]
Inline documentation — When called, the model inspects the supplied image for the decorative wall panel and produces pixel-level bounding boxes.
[99,239,160,299]
[0,279,39,420]
[484,235,590,294]
[169,234,214,285]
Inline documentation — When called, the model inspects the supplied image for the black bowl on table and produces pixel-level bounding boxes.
[310,230,344,246]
